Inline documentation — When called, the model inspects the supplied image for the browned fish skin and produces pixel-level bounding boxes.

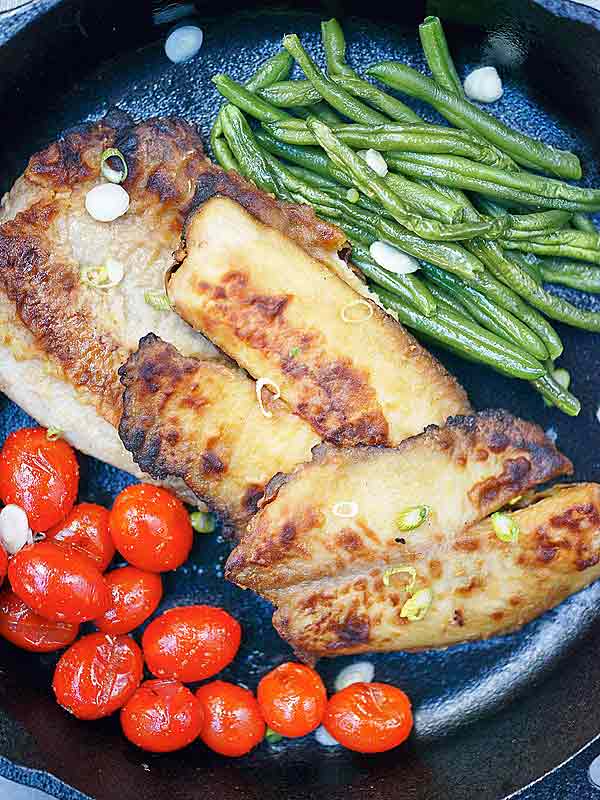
[169,192,470,447]
[225,410,574,659]
[119,334,320,535]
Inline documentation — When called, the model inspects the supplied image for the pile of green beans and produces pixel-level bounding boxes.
[209,15,600,416]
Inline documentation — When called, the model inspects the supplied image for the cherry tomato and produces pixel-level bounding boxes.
[142,605,241,682]
[8,540,110,623]
[109,484,193,572]
[47,503,114,571]
[121,679,204,753]
[0,588,79,652]
[0,544,7,587]
[0,428,79,531]
[257,662,326,738]
[323,682,413,753]
[95,566,163,635]
[53,632,143,720]
[196,680,265,757]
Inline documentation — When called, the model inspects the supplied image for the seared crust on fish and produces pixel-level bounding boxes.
[225,410,573,659]
[168,190,470,447]
[119,334,320,534]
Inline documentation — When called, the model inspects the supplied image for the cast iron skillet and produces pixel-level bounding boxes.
[1,1,600,798]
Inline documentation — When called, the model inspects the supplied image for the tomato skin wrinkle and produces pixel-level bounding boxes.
[48,503,114,571]
[8,541,110,623]
[0,428,79,531]
[95,566,162,635]
[0,588,79,652]
[257,662,326,738]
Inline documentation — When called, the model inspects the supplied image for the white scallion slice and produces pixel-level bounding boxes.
[382,564,417,592]
[165,25,204,63]
[315,725,340,747]
[100,148,128,184]
[340,299,373,323]
[264,727,284,744]
[332,501,358,519]
[396,505,430,531]
[144,290,172,311]
[345,188,360,203]
[256,378,281,418]
[369,241,419,275]
[400,588,433,621]
[491,511,520,543]
[463,66,503,103]
[596,405,600,426]
[334,661,375,692]
[81,257,124,290]
[85,183,130,222]
[357,148,388,177]
[0,504,33,555]
[46,426,63,441]
[190,511,216,534]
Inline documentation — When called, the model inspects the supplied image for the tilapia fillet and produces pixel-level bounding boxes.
[168,171,470,448]
[225,410,581,659]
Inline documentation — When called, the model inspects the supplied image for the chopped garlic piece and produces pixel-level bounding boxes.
[370,241,419,275]
[0,504,33,555]
[165,25,204,63]
[85,183,130,222]
[463,66,503,103]
[357,148,388,177]
[334,661,375,691]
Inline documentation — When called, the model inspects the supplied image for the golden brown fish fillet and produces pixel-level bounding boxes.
[225,410,574,659]
[168,177,470,448]
[119,334,320,534]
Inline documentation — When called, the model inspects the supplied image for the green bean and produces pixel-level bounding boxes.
[505,251,543,284]
[422,263,548,359]
[282,34,388,125]
[501,229,600,264]
[419,16,464,97]
[212,74,292,123]
[257,81,321,107]
[367,62,582,179]
[210,130,239,171]
[373,287,545,380]
[382,173,466,224]
[386,152,600,211]
[310,101,345,124]
[424,281,474,318]
[331,75,422,123]
[306,117,506,241]
[220,106,284,196]
[572,212,597,234]
[531,373,581,416]
[474,196,572,234]
[254,128,350,182]
[321,18,357,78]
[285,164,344,193]
[536,257,600,293]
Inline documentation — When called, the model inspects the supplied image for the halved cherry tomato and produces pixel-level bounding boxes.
[8,540,110,623]
[0,544,7,587]
[47,503,114,571]
[142,605,241,682]
[53,632,143,720]
[109,484,193,572]
[0,588,79,652]
[257,662,326,738]
[196,680,265,757]
[121,679,204,753]
[95,566,163,635]
[323,682,413,753]
[0,428,79,531]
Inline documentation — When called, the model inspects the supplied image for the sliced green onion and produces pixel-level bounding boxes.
[100,148,128,184]
[190,511,216,533]
[552,368,571,390]
[265,727,284,743]
[491,511,520,543]
[345,188,360,203]
[396,504,431,531]
[289,346,300,358]
[46,426,63,441]
[340,299,373,323]
[144,290,173,311]
[81,257,124,289]
[382,564,417,592]
[400,587,433,621]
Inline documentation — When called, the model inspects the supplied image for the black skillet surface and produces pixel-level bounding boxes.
[1,0,600,798]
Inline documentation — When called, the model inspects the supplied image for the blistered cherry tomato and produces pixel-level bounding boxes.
[0,589,79,652]
[53,632,143,720]
[8,540,110,623]
[109,484,193,572]
[0,428,79,531]
[196,680,265,757]
[323,682,413,753]
[47,503,114,571]
[95,566,162,635]
[0,544,7,587]
[142,605,241,682]
[257,662,326,738]
[121,679,204,753]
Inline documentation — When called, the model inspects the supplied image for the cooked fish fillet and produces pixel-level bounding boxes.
[168,172,470,447]
[119,334,320,534]
[225,410,574,659]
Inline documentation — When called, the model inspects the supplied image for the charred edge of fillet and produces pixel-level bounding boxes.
[118,333,237,537]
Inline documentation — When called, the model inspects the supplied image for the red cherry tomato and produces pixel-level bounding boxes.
[142,605,241,682]
[257,662,326,738]
[196,680,265,757]
[323,682,413,753]
[0,588,79,652]
[0,544,7,587]
[53,632,143,720]
[109,484,193,572]
[8,540,110,623]
[47,503,114,571]
[121,679,204,753]
[95,566,163,635]
[0,428,79,531]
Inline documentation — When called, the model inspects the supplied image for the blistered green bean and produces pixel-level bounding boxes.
[321,18,357,78]
[419,15,464,97]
